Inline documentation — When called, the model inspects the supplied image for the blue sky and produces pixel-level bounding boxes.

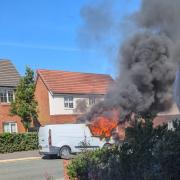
[0,0,141,76]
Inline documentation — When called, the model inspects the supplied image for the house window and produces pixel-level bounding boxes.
[168,120,176,131]
[64,96,74,108]
[89,96,96,105]
[8,90,14,102]
[0,88,14,103]
[3,122,18,133]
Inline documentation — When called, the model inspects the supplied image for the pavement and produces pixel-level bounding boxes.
[0,150,40,162]
[0,150,64,180]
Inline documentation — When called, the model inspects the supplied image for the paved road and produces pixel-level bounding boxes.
[0,158,64,180]
[0,150,40,160]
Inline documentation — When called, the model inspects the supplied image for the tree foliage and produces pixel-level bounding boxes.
[10,67,38,131]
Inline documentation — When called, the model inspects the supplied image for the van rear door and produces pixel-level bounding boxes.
[38,126,50,153]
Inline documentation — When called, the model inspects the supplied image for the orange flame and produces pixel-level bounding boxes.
[88,110,119,138]
[88,110,136,139]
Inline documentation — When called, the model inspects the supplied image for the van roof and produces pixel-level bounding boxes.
[42,124,87,128]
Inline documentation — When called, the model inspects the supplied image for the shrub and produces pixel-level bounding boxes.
[67,118,180,180]
[154,120,180,180]
[0,132,38,153]
[67,146,122,180]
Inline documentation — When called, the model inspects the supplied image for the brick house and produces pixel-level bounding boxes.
[0,60,25,133]
[35,69,113,125]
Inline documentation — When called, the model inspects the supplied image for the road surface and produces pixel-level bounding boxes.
[0,154,64,180]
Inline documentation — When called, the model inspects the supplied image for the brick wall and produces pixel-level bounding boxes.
[35,76,50,126]
[50,114,80,124]
[63,160,71,180]
[0,104,25,133]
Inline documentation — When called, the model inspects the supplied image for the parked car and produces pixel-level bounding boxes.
[38,124,115,159]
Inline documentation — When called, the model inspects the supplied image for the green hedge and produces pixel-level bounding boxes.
[0,133,38,153]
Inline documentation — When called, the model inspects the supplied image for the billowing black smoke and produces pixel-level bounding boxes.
[78,0,180,122]
[110,32,176,113]
[136,0,180,42]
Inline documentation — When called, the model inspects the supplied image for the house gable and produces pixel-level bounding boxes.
[0,60,25,133]
[35,69,113,125]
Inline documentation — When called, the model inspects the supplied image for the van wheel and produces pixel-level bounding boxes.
[59,146,71,159]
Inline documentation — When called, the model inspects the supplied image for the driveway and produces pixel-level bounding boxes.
[0,151,64,180]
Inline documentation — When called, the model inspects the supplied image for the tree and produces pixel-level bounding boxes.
[154,120,180,180]
[10,67,38,131]
[124,114,166,180]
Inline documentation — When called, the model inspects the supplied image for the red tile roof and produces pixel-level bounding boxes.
[37,69,114,95]
[0,60,20,87]
[153,114,180,127]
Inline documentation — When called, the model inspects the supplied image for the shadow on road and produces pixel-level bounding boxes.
[42,155,59,160]
[42,154,76,160]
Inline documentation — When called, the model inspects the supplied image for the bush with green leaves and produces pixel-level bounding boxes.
[154,120,180,179]
[0,133,38,153]
[67,146,122,180]
[67,116,180,180]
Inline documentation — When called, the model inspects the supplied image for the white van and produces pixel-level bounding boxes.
[38,124,114,158]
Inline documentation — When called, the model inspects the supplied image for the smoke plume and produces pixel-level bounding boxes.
[78,0,180,122]
[74,99,88,114]
[78,0,115,48]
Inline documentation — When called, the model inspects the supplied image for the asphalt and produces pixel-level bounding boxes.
[0,150,64,180]
[0,150,40,160]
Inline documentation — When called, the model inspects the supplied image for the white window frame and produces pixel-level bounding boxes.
[0,88,14,103]
[3,122,18,133]
[89,96,96,106]
[64,96,74,109]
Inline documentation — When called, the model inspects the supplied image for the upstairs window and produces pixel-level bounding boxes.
[89,96,96,105]
[3,122,18,133]
[0,88,14,103]
[64,96,74,108]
